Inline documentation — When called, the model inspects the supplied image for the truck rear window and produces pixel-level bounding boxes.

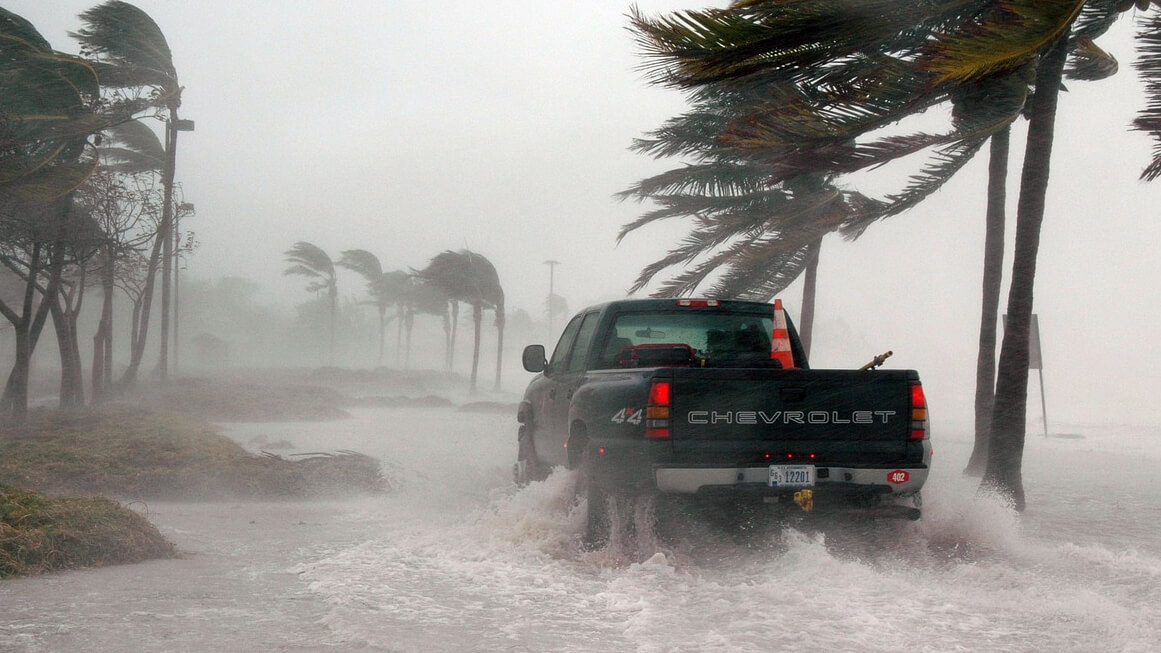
[593,311,776,369]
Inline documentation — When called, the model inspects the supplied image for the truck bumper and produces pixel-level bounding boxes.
[653,465,928,497]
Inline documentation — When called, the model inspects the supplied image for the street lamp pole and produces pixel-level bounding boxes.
[159,112,194,381]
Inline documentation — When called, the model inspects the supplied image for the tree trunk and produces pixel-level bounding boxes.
[982,38,1069,511]
[2,241,65,423]
[377,306,386,367]
[50,300,77,407]
[448,301,459,371]
[965,126,1011,477]
[799,238,822,357]
[404,310,413,369]
[67,308,84,406]
[494,316,504,391]
[6,324,31,424]
[129,298,143,361]
[93,242,115,400]
[328,288,336,366]
[397,307,405,367]
[469,302,482,393]
[50,299,85,408]
[92,319,107,402]
[121,223,166,386]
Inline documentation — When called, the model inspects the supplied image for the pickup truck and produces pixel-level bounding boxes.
[516,298,930,545]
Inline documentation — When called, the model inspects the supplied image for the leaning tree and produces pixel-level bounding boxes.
[284,241,338,365]
[73,0,188,382]
[414,250,505,392]
[628,0,1154,508]
[0,8,107,422]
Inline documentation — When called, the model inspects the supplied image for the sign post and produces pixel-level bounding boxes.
[1003,313,1048,437]
[1028,314,1048,438]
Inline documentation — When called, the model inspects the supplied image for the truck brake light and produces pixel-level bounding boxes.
[910,383,928,440]
[677,299,720,307]
[646,380,671,438]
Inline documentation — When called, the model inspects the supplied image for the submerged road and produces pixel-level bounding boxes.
[2,406,1160,652]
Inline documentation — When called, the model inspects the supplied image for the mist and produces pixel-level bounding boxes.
[3,1,1161,650]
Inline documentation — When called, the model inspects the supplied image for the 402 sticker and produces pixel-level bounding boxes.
[611,408,644,425]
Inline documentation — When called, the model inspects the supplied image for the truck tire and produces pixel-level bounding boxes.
[577,448,610,548]
[513,425,548,487]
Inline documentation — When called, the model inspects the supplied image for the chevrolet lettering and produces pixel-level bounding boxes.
[686,410,897,425]
[516,298,931,547]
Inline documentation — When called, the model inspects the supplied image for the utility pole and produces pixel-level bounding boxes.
[544,259,559,342]
[159,111,194,381]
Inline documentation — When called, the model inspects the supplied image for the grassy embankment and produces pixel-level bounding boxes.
[0,484,174,578]
[0,404,386,578]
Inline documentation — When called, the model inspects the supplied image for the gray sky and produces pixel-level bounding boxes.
[7,1,1161,427]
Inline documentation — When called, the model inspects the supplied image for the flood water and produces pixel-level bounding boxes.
[2,405,1159,652]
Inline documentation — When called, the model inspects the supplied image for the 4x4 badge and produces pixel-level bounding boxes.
[611,408,644,425]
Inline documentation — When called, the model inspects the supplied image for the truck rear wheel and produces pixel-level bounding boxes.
[577,449,610,548]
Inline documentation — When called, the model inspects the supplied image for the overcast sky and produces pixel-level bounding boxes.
[6,1,1161,427]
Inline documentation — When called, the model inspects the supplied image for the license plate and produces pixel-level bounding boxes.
[769,465,815,488]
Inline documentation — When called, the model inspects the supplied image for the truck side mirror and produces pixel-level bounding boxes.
[522,344,547,373]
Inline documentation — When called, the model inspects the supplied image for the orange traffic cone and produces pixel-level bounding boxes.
[771,299,796,369]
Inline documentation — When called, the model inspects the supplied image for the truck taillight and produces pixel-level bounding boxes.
[676,299,720,307]
[646,380,671,438]
[910,383,928,440]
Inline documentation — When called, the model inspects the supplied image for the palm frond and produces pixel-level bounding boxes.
[337,249,384,281]
[98,118,164,172]
[1133,9,1161,180]
[617,161,768,204]
[283,242,335,293]
[414,249,504,310]
[706,237,818,301]
[917,0,1085,87]
[1065,35,1119,80]
[629,1,970,89]
[0,10,103,203]
[1071,0,1122,40]
[71,1,178,94]
[0,155,99,207]
[842,134,989,238]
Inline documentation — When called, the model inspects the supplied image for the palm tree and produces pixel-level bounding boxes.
[414,250,505,392]
[618,83,1000,347]
[0,8,104,422]
[72,0,186,382]
[284,242,337,365]
[337,250,414,367]
[963,126,1011,476]
[627,0,1150,508]
[401,277,451,369]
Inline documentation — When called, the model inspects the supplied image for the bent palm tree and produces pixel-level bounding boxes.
[402,277,451,369]
[337,249,402,367]
[73,0,185,382]
[0,8,104,422]
[628,0,1149,508]
[414,250,505,392]
[284,242,337,365]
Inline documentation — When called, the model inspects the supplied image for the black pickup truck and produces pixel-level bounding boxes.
[517,298,930,543]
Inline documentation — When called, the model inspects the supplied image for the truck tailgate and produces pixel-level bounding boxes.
[668,368,917,444]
